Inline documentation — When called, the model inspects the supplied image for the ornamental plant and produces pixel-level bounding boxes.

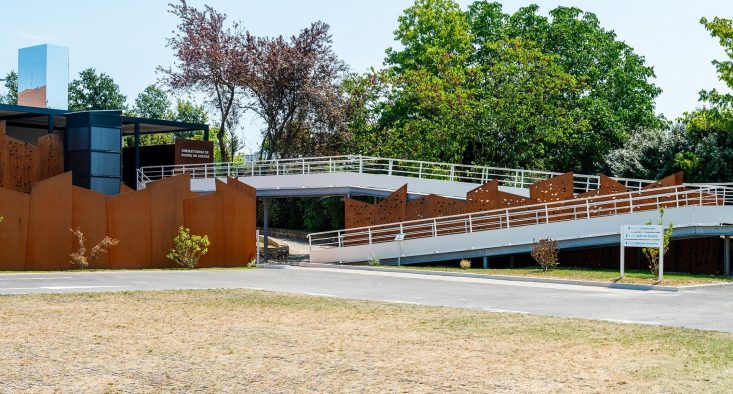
[643,208,674,277]
[459,259,471,270]
[167,226,210,269]
[69,228,119,270]
[531,238,559,271]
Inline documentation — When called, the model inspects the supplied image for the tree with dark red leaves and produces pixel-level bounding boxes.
[159,0,251,162]
[246,21,348,160]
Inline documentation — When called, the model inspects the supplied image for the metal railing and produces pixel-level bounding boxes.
[307,185,733,249]
[138,154,660,193]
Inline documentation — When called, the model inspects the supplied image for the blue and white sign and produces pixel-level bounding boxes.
[621,225,663,248]
[620,224,665,281]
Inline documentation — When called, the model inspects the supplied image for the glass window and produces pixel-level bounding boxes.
[65,127,90,151]
[91,177,120,195]
[91,127,121,151]
[90,152,120,177]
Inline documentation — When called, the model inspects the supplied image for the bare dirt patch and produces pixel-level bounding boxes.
[1,290,732,393]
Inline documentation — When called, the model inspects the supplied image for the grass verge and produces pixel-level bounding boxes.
[382,265,733,286]
[1,289,732,392]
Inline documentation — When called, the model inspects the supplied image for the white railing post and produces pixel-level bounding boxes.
[227,163,231,178]
[545,205,549,224]
[275,160,279,176]
[359,156,364,174]
[388,159,393,176]
[586,200,591,219]
[419,162,423,178]
[629,192,634,213]
[330,157,334,173]
[302,158,306,174]
[368,228,373,245]
[449,165,455,182]
[468,214,473,233]
[432,219,437,237]
[505,209,511,228]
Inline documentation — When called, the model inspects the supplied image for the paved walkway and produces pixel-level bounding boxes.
[1,267,732,332]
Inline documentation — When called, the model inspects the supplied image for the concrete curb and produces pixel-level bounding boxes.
[298,263,684,292]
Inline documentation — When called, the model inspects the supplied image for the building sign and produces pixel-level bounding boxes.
[620,224,664,281]
[174,139,213,165]
[621,225,663,248]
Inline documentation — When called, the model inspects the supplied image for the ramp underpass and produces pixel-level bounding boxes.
[307,185,733,266]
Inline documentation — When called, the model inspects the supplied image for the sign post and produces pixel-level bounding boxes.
[395,233,405,266]
[620,225,664,281]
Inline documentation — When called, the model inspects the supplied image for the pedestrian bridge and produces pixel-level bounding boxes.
[138,155,672,198]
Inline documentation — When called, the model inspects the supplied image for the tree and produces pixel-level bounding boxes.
[132,85,172,119]
[68,68,127,111]
[375,0,479,163]
[160,0,250,162]
[470,39,589,170]
[0,70,17,105]
[351,0,597,170]
[467,2,663,172]
[683,17,733,132]
[247,21,348,159]
[605,122,733,183]
[173,99,209,139]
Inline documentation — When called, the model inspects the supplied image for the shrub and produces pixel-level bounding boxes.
[247,259,257,268]
[367,255,380,266]
[69,228,119,270]
[459,259,471,270]
[643,208,673,277]
[531,238,559,271]
[167,226,210,269]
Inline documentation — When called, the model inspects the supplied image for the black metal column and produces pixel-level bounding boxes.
[263,198,270,262]
[134,122,141,189]
[47,114,54,134]
[203,125,209,141]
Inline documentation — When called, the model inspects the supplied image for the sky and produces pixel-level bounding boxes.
[0,0,730,152]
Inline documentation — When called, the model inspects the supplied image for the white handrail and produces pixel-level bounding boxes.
[309,185,733,248]
[136,155,733,196]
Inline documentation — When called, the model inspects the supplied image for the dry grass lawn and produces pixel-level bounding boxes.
[1,289,732,393]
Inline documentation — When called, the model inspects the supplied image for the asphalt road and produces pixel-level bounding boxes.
[1,267,732,333]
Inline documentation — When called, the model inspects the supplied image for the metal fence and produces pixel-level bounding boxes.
[307,185,733,249]
[138,155,658,192]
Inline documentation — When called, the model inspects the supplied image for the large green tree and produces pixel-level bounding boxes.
[467,2,664,172]
[348,0,664,173]
[68,68,127,111]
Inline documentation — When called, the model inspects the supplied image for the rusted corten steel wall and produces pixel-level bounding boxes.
[0,173,257,270]
[0,121,64,194]
[345,172,688,229]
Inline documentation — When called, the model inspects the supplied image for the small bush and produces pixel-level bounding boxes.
[643,208,673,277]
[367,255,380,266]
[69,228,119,270]
[247,259,257,268]
[459,259,471,270]
[531,238,559,271]
[167,226,210,269]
